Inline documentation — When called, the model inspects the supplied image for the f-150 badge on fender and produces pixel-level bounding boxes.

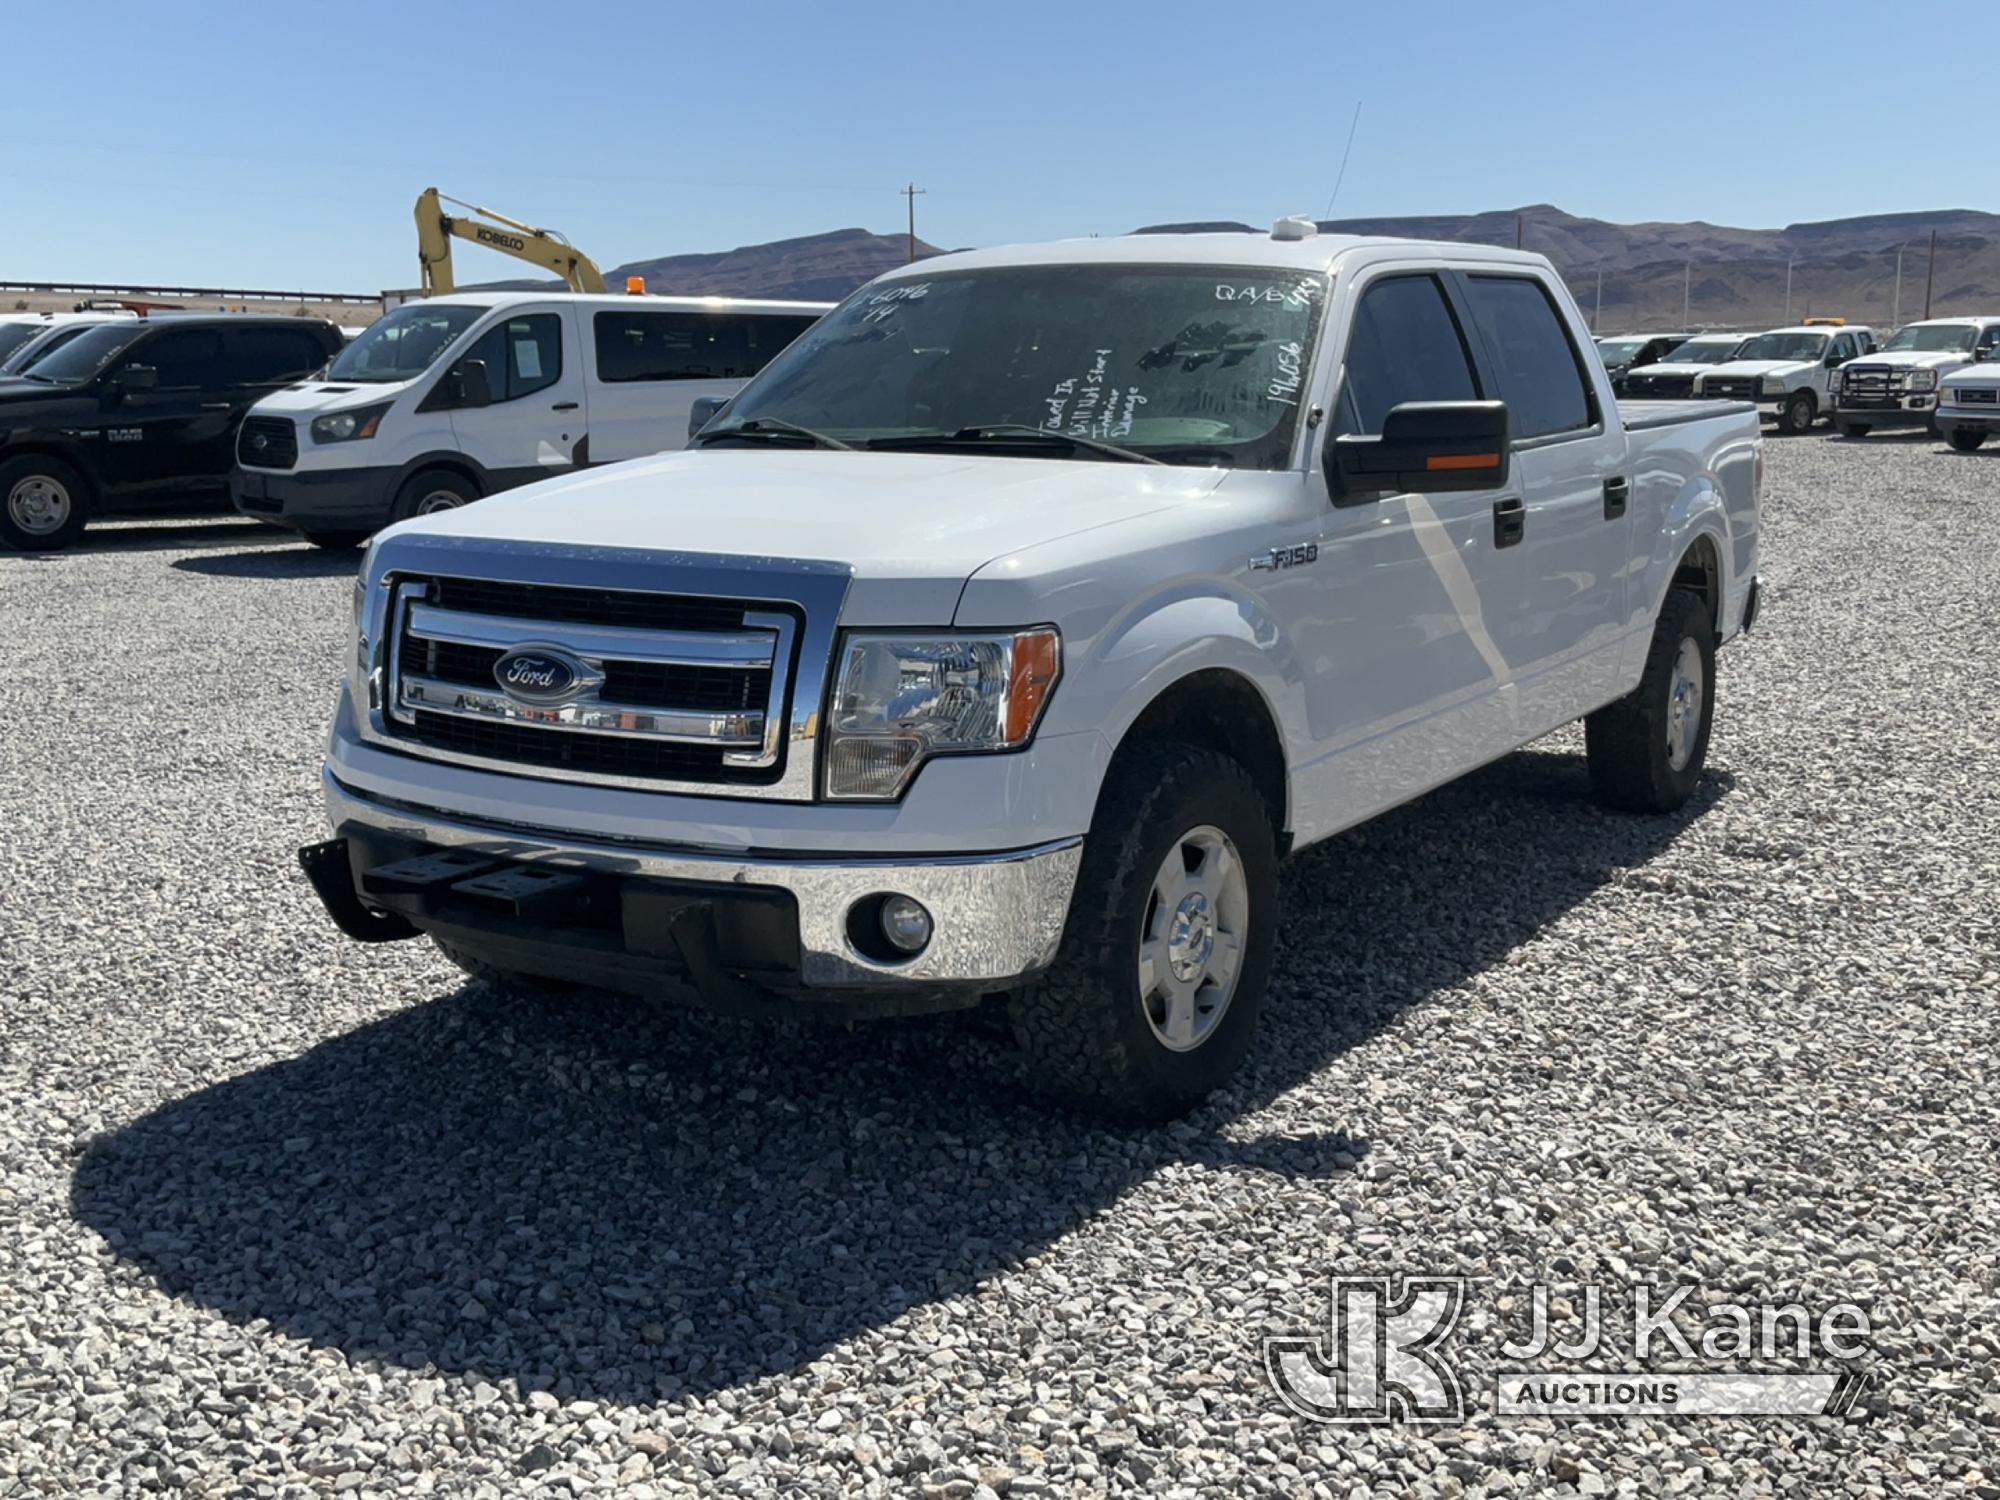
[1250,542,1319,571]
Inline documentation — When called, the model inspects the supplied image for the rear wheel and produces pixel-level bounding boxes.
[1948,428,1987,453]
[1777,390,1817,435]
[0,454,90,551]
[1009,742,1278,1120]
[1585,587,1716,814]
[390,468,478,522]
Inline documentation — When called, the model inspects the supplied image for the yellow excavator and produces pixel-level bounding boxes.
[413,187,609,295]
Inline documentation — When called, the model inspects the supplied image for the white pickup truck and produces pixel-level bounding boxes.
[301,222,1764,1118]
[1831,316,2000,438]
[1696,323,1876,434]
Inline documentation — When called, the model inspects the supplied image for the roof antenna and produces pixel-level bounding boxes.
[1321,102,1364,223]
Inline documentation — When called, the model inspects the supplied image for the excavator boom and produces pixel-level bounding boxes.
[414,187,609,296]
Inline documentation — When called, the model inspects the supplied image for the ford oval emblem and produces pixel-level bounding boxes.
[493,646,589,703]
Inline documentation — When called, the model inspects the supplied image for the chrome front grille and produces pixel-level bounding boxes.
[1955,387,1999,406]
[382,575,798,790]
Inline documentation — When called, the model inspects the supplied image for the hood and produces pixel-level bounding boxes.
[251,380,409,416]
[383,449,1225,625]
[1704,359,1814,380]
[1626,360,1716,379]
[1943,364,2000,390]
[0,377,69,404]
[1847,350,1969,371]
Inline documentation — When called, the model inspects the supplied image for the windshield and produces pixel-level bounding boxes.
[0,324,43,362]
[1883,323,1976,353]
[1596,339,1649,363]
[717,264,1329,468]
[20,322,149,383]
[327,303,484,383]
[1730,333,1828,364]
[1659,338,1745,366]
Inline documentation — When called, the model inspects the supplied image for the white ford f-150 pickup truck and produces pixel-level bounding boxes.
[301,220,1763,1118]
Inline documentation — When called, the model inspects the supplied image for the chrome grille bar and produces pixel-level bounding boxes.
[405,602,775,668]
[398,674,767,746]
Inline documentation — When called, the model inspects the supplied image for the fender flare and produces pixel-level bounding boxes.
[1647,476,1733,630]
[1070,585,1310,827]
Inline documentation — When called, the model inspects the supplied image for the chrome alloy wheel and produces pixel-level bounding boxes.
[1138,824,1249,1052]
[6,473,71,536]
[1666,637,1705,772]
[413,489,465,515]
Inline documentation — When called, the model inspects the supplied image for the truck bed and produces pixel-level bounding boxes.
[1617,397,1755,431]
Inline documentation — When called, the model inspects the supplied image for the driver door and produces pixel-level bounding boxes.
[94,326,228,500]
[437,306,587,489]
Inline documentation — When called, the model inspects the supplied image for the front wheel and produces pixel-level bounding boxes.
[1585,588,1717,814]
[1948,429,1987,453]
[390,468,478,523]
[1009,742,1279,1120]
[0,453,91,551]
[1777,391,1817,435]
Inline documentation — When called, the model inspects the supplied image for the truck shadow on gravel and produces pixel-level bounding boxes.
[71,747,1727,1404]
[171,545,367,579]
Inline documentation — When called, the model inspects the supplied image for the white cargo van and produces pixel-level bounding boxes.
[231,291,831,547]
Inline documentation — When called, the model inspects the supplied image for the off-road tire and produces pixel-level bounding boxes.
[0,453,91,551]
[1777,390,1816,435]
[1948,429,1987,453]
[1585,587,1717,814]
[300,528,370,550]
[390,468,478,523]
[1008,742,1279,1120]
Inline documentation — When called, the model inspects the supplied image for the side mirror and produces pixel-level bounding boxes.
[1977,347,1997,363]
[688,394,730,441]
[455,358,493,409]
[110,363,158,394]
[1823,353,1844,368]
[1326,401,1510,501]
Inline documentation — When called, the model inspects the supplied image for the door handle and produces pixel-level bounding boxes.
[200,401,233,411]
[1603,476,1629,519]
[551,401,580,412]
[1493,497,1525,549]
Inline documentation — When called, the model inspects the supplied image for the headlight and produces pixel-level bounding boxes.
[312,404,390,444]
[1905,369,1938,391]
[1940,387,1962,405]
[823,629,1061,800]
[1760,376,1787,396]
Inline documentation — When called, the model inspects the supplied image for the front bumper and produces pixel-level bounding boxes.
[1834,392,1937,426]
[233,463,400,531]
[1937,408,2000,434]
[316,769,1082,1005]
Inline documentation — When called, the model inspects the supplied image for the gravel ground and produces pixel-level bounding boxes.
[2,437,1996,1499]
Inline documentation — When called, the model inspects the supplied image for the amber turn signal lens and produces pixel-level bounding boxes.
[1005,629,1062,743]
[1426,452,1500,471]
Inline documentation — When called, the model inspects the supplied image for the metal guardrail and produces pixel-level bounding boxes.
[1,278,380,306]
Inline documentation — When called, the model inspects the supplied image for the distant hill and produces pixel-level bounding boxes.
[474,227,945,303]
[1138,205,2000,329]
[479,206,2000,330]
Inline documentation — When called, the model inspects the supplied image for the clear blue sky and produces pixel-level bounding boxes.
[5,0,1969,292]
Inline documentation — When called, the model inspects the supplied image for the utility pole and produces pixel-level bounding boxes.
[1923,228,1937,320]
[1893,243,1906,330]
[902,183,926,264]
[1784,256,1795,324]
[1593,267,1603,333]
[1682,261,1691,329]
[1515,213,1524,250]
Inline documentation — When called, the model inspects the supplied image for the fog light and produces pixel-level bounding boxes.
[879,895,933,955]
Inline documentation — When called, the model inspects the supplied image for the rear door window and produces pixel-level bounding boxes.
[225,327,332,386]
[1336,275,1480,435]
[1460,275,1595,440]
[592,310,819,382]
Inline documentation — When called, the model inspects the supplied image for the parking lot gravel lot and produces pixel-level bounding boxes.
[2,435,1997,1498]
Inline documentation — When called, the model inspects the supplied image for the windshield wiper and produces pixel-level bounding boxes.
[869,424,1164,465]
[693,417,855,452]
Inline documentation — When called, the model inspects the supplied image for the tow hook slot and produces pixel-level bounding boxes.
[449,865,590,918]
[297,839,420,944]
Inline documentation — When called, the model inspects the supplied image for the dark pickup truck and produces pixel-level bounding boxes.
[0,314,343,550]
